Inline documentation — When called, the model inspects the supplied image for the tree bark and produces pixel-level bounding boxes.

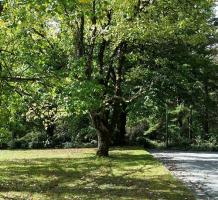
[91,111,110,157]
[76,15,85,58]
[96,129,110,157]
[165,104,169,148]
[0,3,3,15]
[112,42,127,146]
[203,79,210,139]
[203,109,209,139]
[85,0,97,79]
[188,106,193,140]
[46,124,55,138]
[115,103,127,146]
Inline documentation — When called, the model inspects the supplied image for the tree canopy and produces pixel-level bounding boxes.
[0,0,217,156]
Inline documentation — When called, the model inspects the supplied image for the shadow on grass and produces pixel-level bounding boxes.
[0,152,194,200]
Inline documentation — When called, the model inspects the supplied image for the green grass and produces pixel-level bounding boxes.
[0,148,195,200]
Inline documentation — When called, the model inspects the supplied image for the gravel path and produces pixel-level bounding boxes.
[150,150,218,200]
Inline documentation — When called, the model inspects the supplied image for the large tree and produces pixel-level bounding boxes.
[1,0,216,156]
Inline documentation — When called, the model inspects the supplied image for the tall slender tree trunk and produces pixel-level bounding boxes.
[203,109,209,139]
[203,79,209,139]
[188,106,193,140]
[165,104,169,148]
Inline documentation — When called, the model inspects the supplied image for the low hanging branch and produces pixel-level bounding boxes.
[0,3,3,14]
[0,49,15,55]
[5,82,31,97]
[0,76,44,82]
[31,28,54,49]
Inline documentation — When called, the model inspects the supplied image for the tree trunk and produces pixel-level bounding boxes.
[96,130,110,157]
[0,2,3,15]
[203,110,209,139]
[91,111,110,157]
[46,124,55,138]
[116,103,127,146]
[165,104,169,148]
[112,42,127,146]
[203,79,210,139]
[188,106,193,140]
[76,15,85,58]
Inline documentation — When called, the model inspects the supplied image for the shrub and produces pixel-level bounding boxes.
[72,126,97,144]
[8,131,47,149]
[191,135,218,151]
[0,128,12,149]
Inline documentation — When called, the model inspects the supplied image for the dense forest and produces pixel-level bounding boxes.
[0,0,217,156]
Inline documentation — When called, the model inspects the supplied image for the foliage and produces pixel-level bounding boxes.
[191,135,218,151]
[0,0,217,153]
[0,128,12,148]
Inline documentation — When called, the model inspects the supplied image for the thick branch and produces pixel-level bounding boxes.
[116,42,127,96]
[5,82,31,96]
[98,10,112,77]
[75,15,85,58]
[85,0,97,79]
[31,28,54,49]
[0,76,43,82]
[0,3,3,14]
[0,49,15,55]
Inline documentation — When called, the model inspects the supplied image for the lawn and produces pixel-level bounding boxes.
[0,148,195,200]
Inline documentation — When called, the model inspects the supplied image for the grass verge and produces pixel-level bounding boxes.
[0,148,195,200]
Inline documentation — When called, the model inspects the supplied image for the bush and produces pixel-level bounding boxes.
[8,131,47,149]
[63,142,74,148]
[8,140,21,149]
[63,140,97,149]
[72,126,97,144]
[191,135,218,151]
[127,125,147,145]
[28,140,45,149]
[0,128,12,149]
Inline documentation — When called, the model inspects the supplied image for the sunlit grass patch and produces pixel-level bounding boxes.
[0,148,195,200]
